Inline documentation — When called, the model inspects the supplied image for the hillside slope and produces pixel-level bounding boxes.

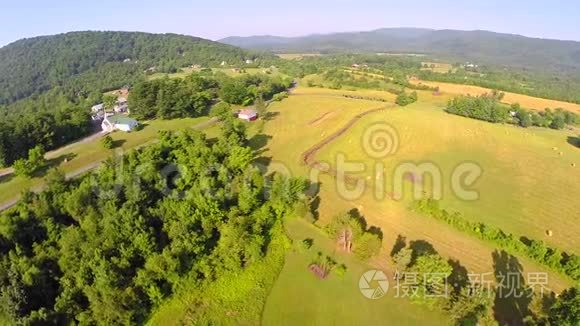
[220,28,580,74]
[0,31,274,104]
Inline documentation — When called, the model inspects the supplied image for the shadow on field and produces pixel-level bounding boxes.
[447,259,469,296]
[32,153,78,178]
[252,156,272,172]
[112,139,126,148]
[409,239,437,264]
[262,111,280,121]
[492,250,532,326]
[566,136,580,148]
[0,171,15,184]
[390,234,407,257]
[248,133,272,153]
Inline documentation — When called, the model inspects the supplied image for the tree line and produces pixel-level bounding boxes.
[128,72,292,119]
[0,117,308,324]
[412,198,580,282]
[0,90,94,167]
[446,92,578,129]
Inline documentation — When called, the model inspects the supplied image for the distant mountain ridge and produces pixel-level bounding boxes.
[0,31,274,105]
[220,28,580,74]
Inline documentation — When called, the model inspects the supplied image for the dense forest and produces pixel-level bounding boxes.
[0,117,308,324]
[128,72,291,119]
[0,31,276,105]
[0,89,95,167]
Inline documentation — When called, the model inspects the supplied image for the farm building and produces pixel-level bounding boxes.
[91,103,104,113]
[114,97,128,113]
[101,114,139,132]
[238,109,258,121]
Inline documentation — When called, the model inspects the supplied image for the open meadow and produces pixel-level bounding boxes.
[257,85,577,298]
[315,100,580,254]
[262,218,449,325]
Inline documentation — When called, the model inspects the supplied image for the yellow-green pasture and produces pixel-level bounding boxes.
[259,87,575,292]
[315,101,580,255]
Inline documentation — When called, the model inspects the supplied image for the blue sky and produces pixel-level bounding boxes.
[1,0,579,46]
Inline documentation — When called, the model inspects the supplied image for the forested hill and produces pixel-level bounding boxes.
[0,31,275,104]
[220,28,580,74]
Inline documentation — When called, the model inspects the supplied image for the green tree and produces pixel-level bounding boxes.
[393,248,413,273]
[550,114,566,129]
[353,233,381,260]
[549,287,579,326]
[102,94,118,111]
[101,135,114,149]
[210,102,232,119]
[409,254,453,299]
[13,145,46,177]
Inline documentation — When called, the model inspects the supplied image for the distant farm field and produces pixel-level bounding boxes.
[420,61,454,73]
[277,53,322,60]
[410,79,580,113]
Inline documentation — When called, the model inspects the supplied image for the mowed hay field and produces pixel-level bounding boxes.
[260,87,575,292]
[315,100,580,254]
[410,79,580,113]
[420,62,454,73]
[277,53,322,60]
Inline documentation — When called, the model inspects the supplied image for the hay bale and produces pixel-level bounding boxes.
[559,152,563,156]
[552,147,558,151]
[546,230,553,237]
[572,163,576,167]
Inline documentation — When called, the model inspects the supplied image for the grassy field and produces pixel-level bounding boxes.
[0,117,210,204]
[258,86,575,293]
[420,62,454,73]
[410,79,580,113]
[147,223,287,326]
[277,53,322,60]
[315,101,580,254]
[262,218,449,325]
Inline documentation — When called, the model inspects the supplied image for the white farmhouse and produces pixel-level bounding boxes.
[101,115,139,132]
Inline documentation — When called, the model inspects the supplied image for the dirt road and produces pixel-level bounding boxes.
[0,118,219,212]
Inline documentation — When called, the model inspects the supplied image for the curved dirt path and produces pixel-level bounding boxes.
[301,105,392,186]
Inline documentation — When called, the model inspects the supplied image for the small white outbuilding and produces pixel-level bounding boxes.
[101,115,139,132]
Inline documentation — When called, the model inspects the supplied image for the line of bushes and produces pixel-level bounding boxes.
[342,94,389,102]
[446,92,578,129]
[411,198,580,281]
